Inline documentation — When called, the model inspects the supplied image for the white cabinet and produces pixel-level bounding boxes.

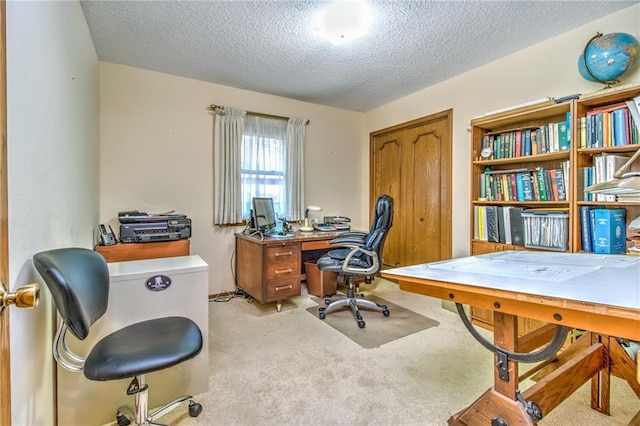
[57,255,209,426]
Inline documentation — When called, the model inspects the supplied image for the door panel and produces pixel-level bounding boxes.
[370,133,402,268]
[408,128,443,265]
[370,110,452,268]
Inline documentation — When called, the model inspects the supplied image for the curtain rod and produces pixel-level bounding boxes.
[209,104,309,125]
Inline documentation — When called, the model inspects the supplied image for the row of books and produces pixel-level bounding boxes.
[580,154,630,202]
[579,207,627,254]
[474,206,525,245]
[479,163,569,202]
[577,102,639,149]
[480,116,570,160]
[474,206,569,251]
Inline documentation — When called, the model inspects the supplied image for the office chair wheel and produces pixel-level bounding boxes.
[382,309,390,317]
[319,311,326,320]
[116,412,131,426]
[358,320,365,329]
[324,299,331,306]
[188,401,203,417]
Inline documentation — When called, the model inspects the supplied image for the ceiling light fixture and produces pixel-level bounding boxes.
[316,0,372,46]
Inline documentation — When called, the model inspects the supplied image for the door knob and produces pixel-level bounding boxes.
[0,282,40,312]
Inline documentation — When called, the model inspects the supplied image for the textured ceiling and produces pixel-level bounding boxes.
[81,1,637,112]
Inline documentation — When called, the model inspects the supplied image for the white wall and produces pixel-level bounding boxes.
[99,63,367,295]
[7,2,99,424]
[365,4,640,258]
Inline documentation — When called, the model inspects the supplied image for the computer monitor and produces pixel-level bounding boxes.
[252,197,277,232]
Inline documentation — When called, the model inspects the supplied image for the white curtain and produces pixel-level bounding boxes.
[213,107,246,225]
[242,115,288,218]
[286,117,307,221]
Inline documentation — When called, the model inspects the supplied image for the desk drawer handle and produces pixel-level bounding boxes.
[274,268,293,275]
[275,284,293,292]
[275,252,293,257]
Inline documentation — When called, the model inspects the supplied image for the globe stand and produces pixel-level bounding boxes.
[579,31,639,89]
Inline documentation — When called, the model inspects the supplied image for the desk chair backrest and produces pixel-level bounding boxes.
[361,194,394,270]
[33,248,109,340]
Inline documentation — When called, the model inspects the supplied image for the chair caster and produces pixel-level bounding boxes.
[358,320,365,328]
[382,309,390,317]
[188,401,203,417]
[324,298,331,306]
[116,412,131,426]
[319,307,326,320]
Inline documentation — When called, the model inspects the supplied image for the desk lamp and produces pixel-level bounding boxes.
[300,205,322,232]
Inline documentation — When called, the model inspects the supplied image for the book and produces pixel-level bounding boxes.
[497,206,506,244]
[485,206,500,243]
[603,154,630,202]
[611,107,628,146]
[502,206,512,244]
[592,209,627,254]
[509,207,525,246]
[521,172,534,201]
[580,206,593,253]
[535,168,548,201]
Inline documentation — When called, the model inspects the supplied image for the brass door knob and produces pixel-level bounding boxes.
[0,282,40,312]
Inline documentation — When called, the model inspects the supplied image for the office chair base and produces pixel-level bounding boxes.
[318,285,389,328]
[116,375,202,426]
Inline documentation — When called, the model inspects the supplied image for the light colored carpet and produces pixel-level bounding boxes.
[305,294,440,349]
[128,279,638,425]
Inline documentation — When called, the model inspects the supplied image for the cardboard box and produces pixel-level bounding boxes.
[304,261,337,297]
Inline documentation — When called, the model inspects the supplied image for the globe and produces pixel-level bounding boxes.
[578,32,640,85]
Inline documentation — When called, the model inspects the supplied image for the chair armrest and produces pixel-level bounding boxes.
[341,246,380,276]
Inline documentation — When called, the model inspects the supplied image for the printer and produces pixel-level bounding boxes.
[118,211,192,243]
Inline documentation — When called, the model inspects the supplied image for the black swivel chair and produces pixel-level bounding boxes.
[316,194,394,328]
[33,248,203,426]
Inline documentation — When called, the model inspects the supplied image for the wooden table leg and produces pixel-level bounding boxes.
[590,333,611,415]
[448,312,535,425]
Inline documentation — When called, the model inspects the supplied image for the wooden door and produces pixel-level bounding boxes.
[369,131,402,268]
[370,110,452,268]
[0,3,11,424]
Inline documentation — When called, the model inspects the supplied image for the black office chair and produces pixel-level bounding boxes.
[317,194,394,328]
[33,248,203,426]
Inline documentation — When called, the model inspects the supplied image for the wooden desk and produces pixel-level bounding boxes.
[95,239,190,263]
[382,251,640,425]
[235,230,343,311]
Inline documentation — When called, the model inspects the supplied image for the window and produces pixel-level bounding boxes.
[241,115,288,219]
[213,106,306,226]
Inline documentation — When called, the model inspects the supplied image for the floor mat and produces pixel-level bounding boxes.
[306,294,439,348]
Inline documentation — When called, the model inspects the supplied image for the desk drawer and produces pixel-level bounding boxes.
[266,261,299,281]
[301,239,332,251]
[265,244,300,264]
[266,278,301,300]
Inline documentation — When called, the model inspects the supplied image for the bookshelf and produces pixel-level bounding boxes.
[470,102,572,256]
[468,85,640,330]
[572,85,640,255]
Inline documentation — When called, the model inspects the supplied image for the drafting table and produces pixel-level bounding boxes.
[381,251,640,425]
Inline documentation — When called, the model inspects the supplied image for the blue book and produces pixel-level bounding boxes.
[592,209,627,254]
[612,108,628,146]
[566,111,571,148]
[515,173,525,201]
[580,206,592,252]
[595,113,603,147]
[555,168,566,201]
[558,120,569,151]
[523,129,532,156]
[521,172,534,201]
